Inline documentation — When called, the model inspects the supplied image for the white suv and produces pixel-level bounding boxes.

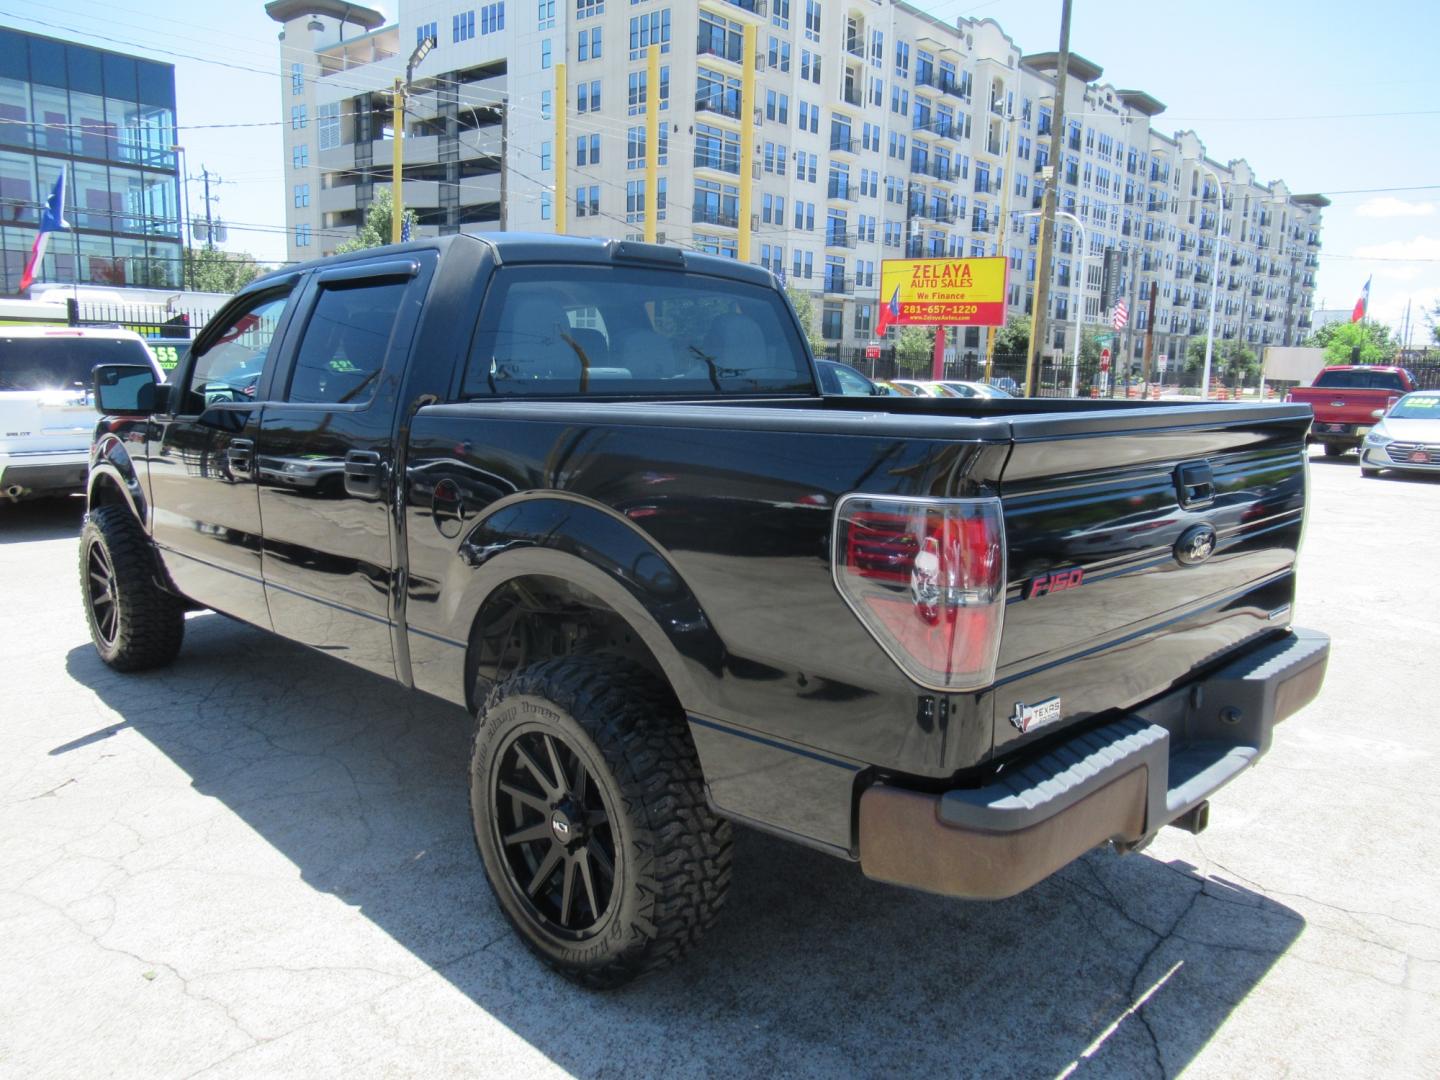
[1,327,165,502]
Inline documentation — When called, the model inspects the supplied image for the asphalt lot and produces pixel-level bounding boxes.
[2,449,1438,1080]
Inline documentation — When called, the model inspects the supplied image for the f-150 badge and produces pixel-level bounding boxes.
[1011,697,1063,733]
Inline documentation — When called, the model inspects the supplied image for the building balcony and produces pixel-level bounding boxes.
[693,149,740,175]
[695,94,741,121]
[827,180,855,201]
[844,35,864,58]
[825,230,858,249]
[829,135,859,154]
[841,85,863,108]
[824,273,852,295]
[692,207,739,228]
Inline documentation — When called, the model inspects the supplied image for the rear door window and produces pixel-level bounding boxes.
[1313,369,1408,390]
[462,265,812,398]
[0,335,152,391]
[284,279,409,406]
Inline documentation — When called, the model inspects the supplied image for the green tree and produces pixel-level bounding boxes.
[1303,320,1397,366]
[784,284,826,355]
[334,186,418,255]
[895,325,935,373]
[991,315,1031,357]
[1183,337,1260,384]
[183,247,266,294]
[1425,301,1440,345]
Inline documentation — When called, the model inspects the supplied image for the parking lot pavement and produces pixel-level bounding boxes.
[2,454,1438,1080]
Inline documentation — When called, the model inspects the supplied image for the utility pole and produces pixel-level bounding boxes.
[199,166,219,250]
[1024,0,1073,397]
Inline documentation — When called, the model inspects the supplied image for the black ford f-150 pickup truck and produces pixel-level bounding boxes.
[82,234,1329,987]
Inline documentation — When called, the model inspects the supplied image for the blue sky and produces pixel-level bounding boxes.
[6,0,1438,340]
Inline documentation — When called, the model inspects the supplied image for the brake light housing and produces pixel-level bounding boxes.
[832,495,1007,692]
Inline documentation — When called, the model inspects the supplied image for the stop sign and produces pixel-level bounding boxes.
[1100,347,1111,372]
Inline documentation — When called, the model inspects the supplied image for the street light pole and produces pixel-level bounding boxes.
[1197,161,1224,397]
[392,35,435,244]
[1021,208,1086,396]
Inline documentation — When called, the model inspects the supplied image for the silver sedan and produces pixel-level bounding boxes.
[1359,391,1440,477]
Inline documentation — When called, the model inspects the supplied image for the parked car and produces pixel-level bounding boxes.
[815,359,884,396]
[890,378,960,397]
[939,380,1014,399]
[1359,390,1440,477]
[83,233,1328,987]
[1,327,163,502]
[873,379,914,396]
[1285,365,1418,456]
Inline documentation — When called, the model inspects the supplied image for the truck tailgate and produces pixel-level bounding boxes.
[990,404,1312,760]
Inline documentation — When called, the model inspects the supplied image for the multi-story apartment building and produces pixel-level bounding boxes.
[0,26,182,294]
[269,0,1324,369]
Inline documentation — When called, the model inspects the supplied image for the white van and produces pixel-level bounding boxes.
[1,327,164,502]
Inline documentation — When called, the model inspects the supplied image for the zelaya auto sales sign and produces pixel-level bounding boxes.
[876,257,1008,331]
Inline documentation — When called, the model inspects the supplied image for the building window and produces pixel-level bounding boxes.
[454,10,476,41]
[579,26,601,59]
[291,104,307,129]
[627,67,670,115]
[417,21,437,45]
[293,183,310,208]
[541,190,552,220]
[576,132,600,166]
[803,0,821,41]
[576,0,603,17]
[296,223,311,247]
[767,36,791,72]
[541,140,552,170]
[317,102,340,150]
[822,301,843,340]
[772,0,790,29]
[698,11,743,63]
[575,185,599,218]
[541,39,552,68]
[291,62,304,95]
[854,303,872,335]
[292,144,309,169]
[625,125,668,169]
[800,50,820,84]
[537,0,555,29]
[480,3,505,34]
[541,89,552,120]
[629,9,671,59]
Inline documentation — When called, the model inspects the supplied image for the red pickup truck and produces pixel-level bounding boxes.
[1286,366,1418,456]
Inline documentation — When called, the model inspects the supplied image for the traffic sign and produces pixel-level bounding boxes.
[864,343,881,360]
[1158,352,1169,373]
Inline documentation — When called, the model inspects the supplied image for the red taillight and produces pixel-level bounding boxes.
[834,497,1006,691]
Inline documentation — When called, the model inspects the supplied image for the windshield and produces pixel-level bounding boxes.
[462,265,812,398]
[0,336,152,391]
[1314,368,1410,390]
[1388,393,1440,420]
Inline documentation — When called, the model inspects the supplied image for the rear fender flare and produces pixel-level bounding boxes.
[449,495,723,709]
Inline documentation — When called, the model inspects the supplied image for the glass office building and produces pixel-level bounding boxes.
[0,27,181,293]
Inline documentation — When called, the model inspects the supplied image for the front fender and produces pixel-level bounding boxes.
[88,426,148,524]
[431,494,725,711]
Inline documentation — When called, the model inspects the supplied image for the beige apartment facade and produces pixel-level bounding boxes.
[268,0,1323,372]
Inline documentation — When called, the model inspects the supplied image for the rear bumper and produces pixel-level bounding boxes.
[859,627,1329,899]
[1,452,89,499]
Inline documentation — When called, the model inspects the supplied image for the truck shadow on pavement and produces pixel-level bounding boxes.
[64,612,1304,1078]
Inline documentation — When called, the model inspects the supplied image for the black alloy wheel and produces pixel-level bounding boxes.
[490,727,616,937]
[85,541,119,649]
[470,656,732,988]
[78,506,185,671]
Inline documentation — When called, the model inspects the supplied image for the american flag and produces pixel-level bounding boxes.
[1111,299,1129,330]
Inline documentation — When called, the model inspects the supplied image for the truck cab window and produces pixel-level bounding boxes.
[286,280,408,406]
[186,292,292,408]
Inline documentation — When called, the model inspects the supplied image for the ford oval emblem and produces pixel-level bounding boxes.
[1174,523,1217,566]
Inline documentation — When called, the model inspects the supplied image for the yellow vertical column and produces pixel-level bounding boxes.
[737,23,756,262]
[390,77,405,243]
[644,46,659,243]
[554,62,567,234]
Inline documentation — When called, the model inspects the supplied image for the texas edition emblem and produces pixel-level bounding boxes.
[1011,697,1063,733]
[1174,523,1217,566]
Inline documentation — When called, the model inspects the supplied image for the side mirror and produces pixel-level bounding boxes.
[93,364,160,415]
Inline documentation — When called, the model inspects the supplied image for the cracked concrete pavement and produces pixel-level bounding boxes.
[2,448,1437,1079]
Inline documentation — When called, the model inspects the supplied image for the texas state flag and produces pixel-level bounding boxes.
[1350,276,1371,323]
[19,170,70,292]
[876,283,902,335]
